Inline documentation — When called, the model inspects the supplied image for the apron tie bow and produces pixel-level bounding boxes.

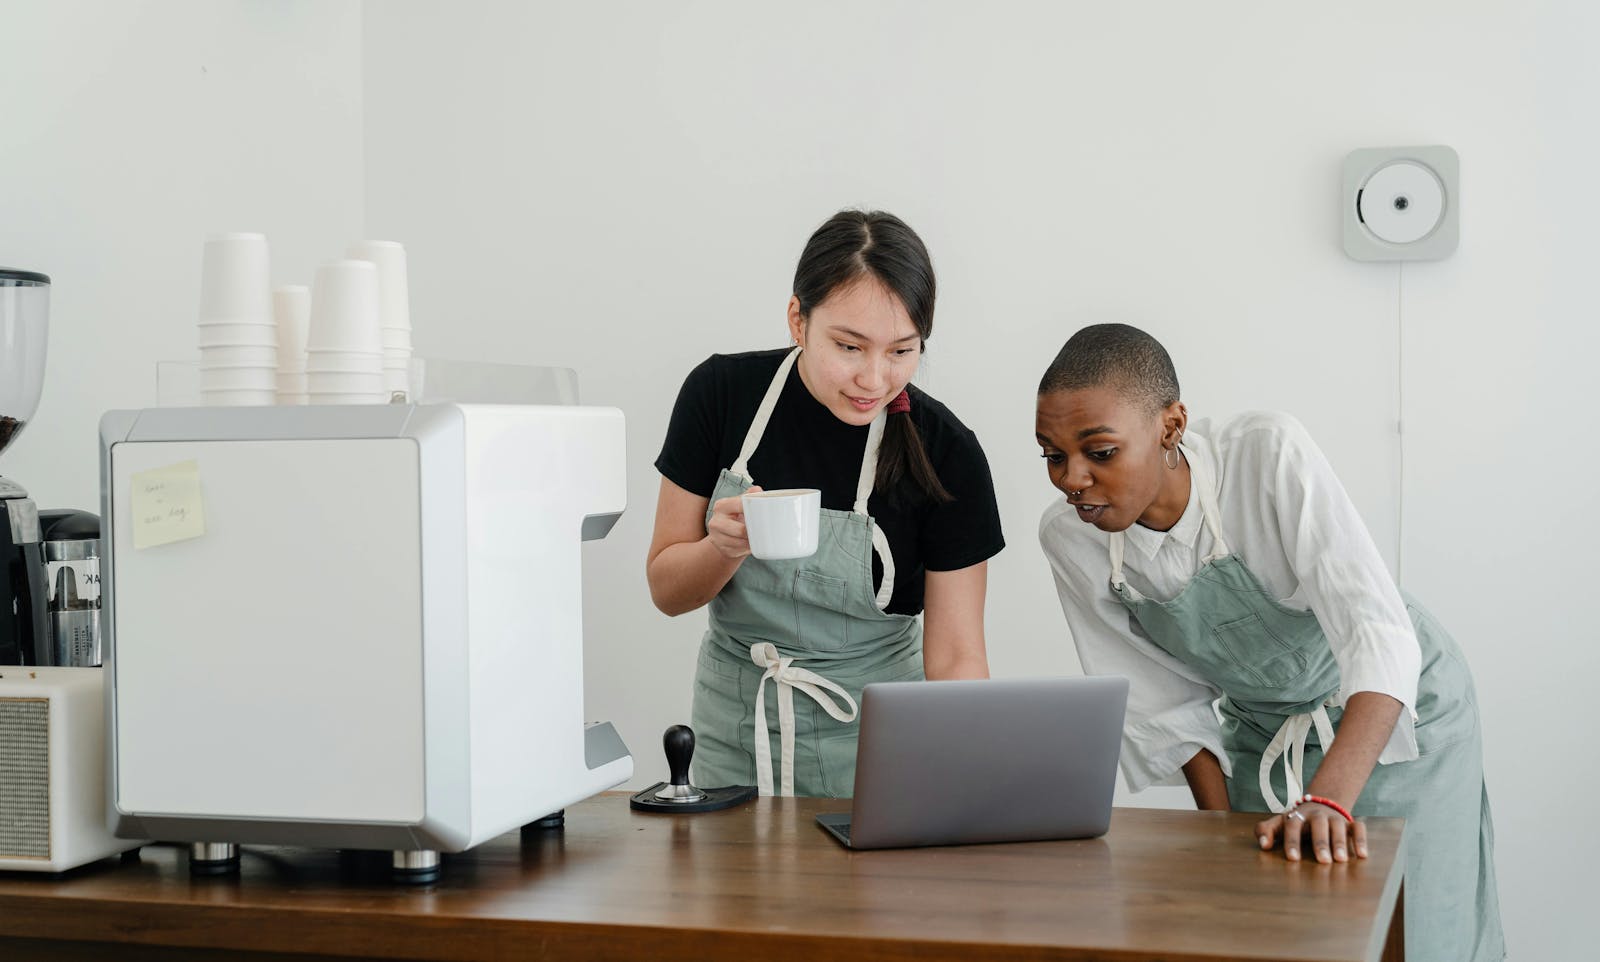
[749,642,859,796]
[1258,702,1337,813]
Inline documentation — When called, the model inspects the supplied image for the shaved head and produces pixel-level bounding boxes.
[1038,323,1180,416]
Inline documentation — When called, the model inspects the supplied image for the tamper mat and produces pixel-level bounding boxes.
[629,724,758,813]
[630,782,757,813]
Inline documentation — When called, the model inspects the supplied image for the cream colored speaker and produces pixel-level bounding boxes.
[0,667,145,870]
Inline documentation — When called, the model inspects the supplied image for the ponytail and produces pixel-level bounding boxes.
[877,405,952,503]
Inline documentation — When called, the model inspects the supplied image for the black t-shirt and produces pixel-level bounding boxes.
[654,349,1005,615]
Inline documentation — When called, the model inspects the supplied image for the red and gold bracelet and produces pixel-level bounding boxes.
[1292,793,1355,823]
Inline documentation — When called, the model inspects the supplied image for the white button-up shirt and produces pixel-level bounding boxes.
[1038,411,1421,793]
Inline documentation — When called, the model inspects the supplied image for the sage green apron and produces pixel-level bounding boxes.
[1107,446,1504,962]
[689,347,923,797]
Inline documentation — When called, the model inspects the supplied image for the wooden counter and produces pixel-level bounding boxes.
[0,792,1405,961]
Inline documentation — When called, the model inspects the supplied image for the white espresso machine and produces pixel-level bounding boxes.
[98,402,632,881]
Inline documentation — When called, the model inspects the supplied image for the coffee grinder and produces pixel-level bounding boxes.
[0,267,50,666]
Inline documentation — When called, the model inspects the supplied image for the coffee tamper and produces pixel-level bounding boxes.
[629,725,757,813]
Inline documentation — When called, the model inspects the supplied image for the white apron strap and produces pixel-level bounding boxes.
[854,411,895,610]
[1180,441,1231,562]
[1257,703,1338,813]
[1109,530,1129,589]
[729,346,801,483]
[749,642,859,797]
[1107,440,1228,590]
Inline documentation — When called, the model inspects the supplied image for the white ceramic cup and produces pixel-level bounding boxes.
[307,259,382,354]
[198,232,271,324]
[273,285,311,370]
[741,488,821,560]
[346,240,411,332]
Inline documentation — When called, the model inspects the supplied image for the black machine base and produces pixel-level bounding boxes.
[390,865,440,885]
[522,810,565,833]
[629,782,758,814]
[188,856,240,877]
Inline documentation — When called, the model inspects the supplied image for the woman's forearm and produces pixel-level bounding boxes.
[1305,691,1403,809]
[647,537,744,615]
[920,563,991,680]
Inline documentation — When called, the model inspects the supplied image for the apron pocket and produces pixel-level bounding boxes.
[794,569,851,653]
[1212,613,1310,688]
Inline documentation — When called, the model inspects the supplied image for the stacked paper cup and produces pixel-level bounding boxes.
[347,241,412,399]
[306,260,385,404]
[274,286,310,404]
[197,234,277,406]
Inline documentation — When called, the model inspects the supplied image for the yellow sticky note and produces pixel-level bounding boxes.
[131,460,207,549]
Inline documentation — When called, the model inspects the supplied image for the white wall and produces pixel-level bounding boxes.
[365,2,1591,957]
[0,0,365,509]
[2,2,1587,959]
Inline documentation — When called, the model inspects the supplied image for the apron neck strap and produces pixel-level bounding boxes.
[1183,442,1231,561]
[730,347,802,482]
[1109,528,1129,589]
[1107,441,1230,588]
[853,412,886,516]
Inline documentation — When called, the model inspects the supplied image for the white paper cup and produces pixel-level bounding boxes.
[200,344,278,366]
[381,328,413,350]
[307,370,383,394]
[200,387,276,407]
[273,285,310,370]
[198,322,277,347]
[741,488,821,560]
[308,391,386,405]
[408,357,426,401]
[199,232,271,324]
[200,366,277,391]
[275,392,308,406]
[346,240,411,333]
[305,349,382,374]
[307,259,382,354]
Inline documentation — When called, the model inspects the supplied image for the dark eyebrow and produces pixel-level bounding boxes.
[1077,425,1117,440]
[832,326,921,345]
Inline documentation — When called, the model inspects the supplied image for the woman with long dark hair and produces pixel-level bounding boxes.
[647,209,1004,798]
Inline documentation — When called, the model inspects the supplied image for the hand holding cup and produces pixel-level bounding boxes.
[707,486,758,561]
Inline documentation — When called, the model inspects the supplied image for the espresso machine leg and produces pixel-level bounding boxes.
[391,849,440,884]
[189,842,240,876]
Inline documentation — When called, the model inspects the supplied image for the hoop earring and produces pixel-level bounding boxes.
[1164,446,1181,469]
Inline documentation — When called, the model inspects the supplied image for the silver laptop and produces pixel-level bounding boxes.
[816,676,1129,850]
